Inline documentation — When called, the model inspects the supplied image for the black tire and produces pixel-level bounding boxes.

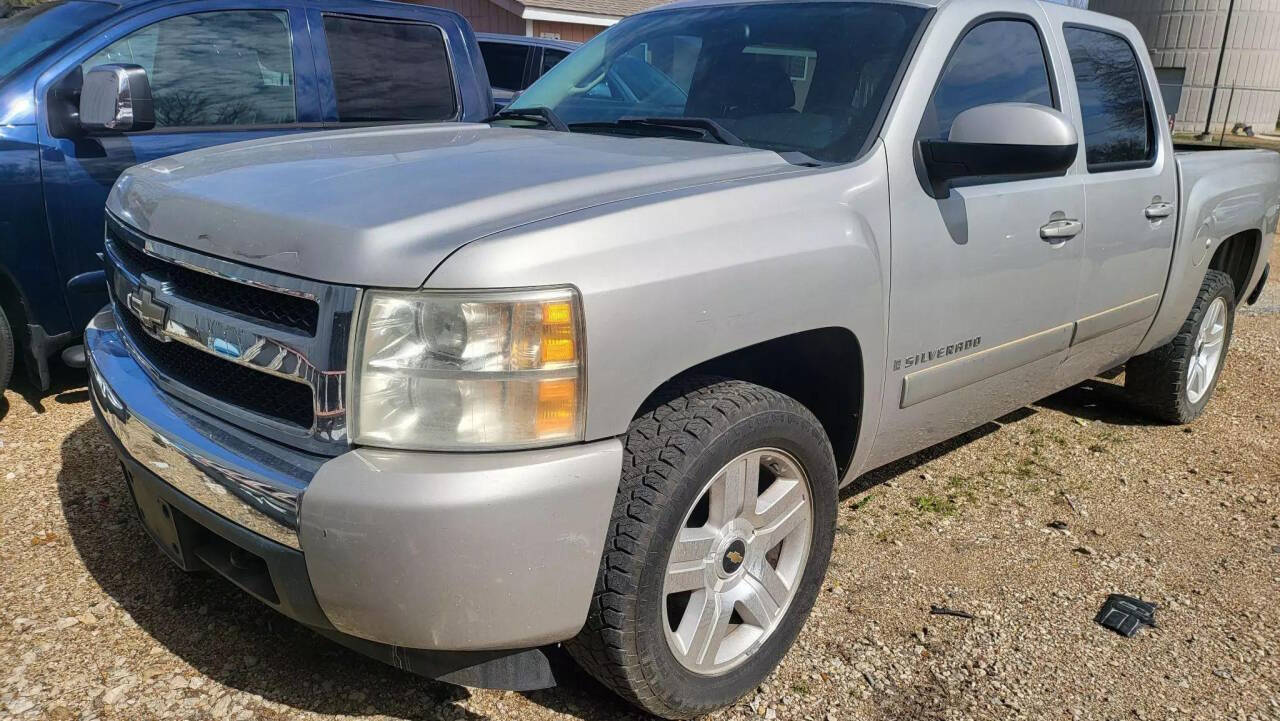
[1126,269,1236,424]
[0,303,14,392]
[566,377,837,719]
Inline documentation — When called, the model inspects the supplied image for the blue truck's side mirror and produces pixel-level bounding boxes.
[80,63,155,133]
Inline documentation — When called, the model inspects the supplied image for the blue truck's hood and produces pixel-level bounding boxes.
[107,123,794,287]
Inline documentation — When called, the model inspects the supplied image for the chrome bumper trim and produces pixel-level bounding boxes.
[87,308,320,549]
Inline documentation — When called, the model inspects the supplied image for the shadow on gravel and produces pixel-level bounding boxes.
[519,657,650,721]
[5,361,86,419]
[55,418,494,720]
[838,413,1020,502]
[1033,376,1163,427]
[840,373,1159,503]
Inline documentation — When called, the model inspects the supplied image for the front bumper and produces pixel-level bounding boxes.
[86,307,623,655]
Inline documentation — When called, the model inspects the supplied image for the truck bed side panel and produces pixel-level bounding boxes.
[1136,149,1280,355]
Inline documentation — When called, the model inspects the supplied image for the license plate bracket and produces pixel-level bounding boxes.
[121,463,200,572]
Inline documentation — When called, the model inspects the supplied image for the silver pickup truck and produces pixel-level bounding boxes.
[85,0,1278,717]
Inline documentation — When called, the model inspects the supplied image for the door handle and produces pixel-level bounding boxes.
[1145,202,1174,219]
[1039,219,1083,241]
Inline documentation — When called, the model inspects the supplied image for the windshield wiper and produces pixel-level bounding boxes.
[485,106,570,132]
[620,117,746,146]
[570,116,747,147]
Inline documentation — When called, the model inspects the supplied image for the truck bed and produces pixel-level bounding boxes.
[1137,147,1280,355]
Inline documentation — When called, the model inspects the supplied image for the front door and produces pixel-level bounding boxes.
[867,8,1086,467]
[37,3,319,332]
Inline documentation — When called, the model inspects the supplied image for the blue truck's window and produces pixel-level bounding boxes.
[510,2,927,163]
[0,1,114,83]
[921,19,1054,140]
[323,14,456,122]
[541,48,569,76]
[81,11,295,128]
[480,41,530,91]
[1064,26,1154,170]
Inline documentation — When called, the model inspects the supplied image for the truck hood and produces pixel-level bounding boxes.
[107,123,796,287]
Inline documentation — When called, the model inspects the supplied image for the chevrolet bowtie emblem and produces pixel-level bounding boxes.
[725,550,744,565]
[127,285,170,334]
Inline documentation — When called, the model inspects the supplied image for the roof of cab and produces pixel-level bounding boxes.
[475,32,580,51]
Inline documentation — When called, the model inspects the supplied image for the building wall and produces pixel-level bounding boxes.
[418,0,525,35]
[530,20,605,42]
[1091,0,1280,134]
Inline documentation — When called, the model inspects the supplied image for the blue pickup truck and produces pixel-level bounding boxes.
[0,0,492,391]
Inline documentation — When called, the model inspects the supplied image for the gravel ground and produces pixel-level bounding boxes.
[2,246,1278,721]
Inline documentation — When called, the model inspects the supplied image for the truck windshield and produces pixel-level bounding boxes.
[0,1,115,84]
[505,2,925,163]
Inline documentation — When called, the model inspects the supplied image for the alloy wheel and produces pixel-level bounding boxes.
[661,448,813,675]
[1186,296,1227,404]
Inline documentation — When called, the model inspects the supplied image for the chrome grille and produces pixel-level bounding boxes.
[109,233,321,335]
[104,214,358,456]
[117,310,315,429]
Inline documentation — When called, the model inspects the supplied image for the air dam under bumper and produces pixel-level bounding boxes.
[85,308,623,657]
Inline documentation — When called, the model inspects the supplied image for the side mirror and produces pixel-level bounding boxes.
[919,103,1078,198]
[80,63,155,133]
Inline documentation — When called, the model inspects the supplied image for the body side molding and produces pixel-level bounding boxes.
[1071,293,1160,345]
[900,323,1074,408]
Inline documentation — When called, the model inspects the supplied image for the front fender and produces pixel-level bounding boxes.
[425,145,893,472]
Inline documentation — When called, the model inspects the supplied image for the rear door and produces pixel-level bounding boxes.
[37,1,319,331]
[1055,19,1176,377]
[868,4,1087,467]
[310,4,468,125]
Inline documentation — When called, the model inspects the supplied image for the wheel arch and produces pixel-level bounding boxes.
[0,264,31,348]
[1208,228,1262,305]
[631,327,865,478]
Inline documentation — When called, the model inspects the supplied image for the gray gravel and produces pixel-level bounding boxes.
[2,252,1278,721]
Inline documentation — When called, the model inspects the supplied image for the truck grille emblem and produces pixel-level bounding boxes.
[127,285,170,337]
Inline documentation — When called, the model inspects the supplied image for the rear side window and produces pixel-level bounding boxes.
[82,11,296,128]
[541,48,569,76]
[323,14,456,122]
[1064,26,1154,169]
[480,41,530,90]
[921,19,1054,140]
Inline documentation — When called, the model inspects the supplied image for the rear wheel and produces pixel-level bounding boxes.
[1126,269,1235,423]
[566,377,837,719]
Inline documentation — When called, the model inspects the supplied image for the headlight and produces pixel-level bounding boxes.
[350,287,584,451]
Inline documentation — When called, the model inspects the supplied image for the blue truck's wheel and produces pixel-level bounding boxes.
[0,303,13,392]
[565,377,837,719]
[1126,269,1236,424]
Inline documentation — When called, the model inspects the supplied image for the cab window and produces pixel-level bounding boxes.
[323,14,456,123]
[82,10,296,128]
[1064,26,1154,170]
[541,47,569,76]
[480,40,530,91]
[920,19,1054,140]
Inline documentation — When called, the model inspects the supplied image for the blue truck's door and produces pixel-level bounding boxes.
[35,0,322,332]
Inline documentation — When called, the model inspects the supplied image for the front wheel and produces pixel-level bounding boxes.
[1126,269,1236,423]
[566,377,837,719]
